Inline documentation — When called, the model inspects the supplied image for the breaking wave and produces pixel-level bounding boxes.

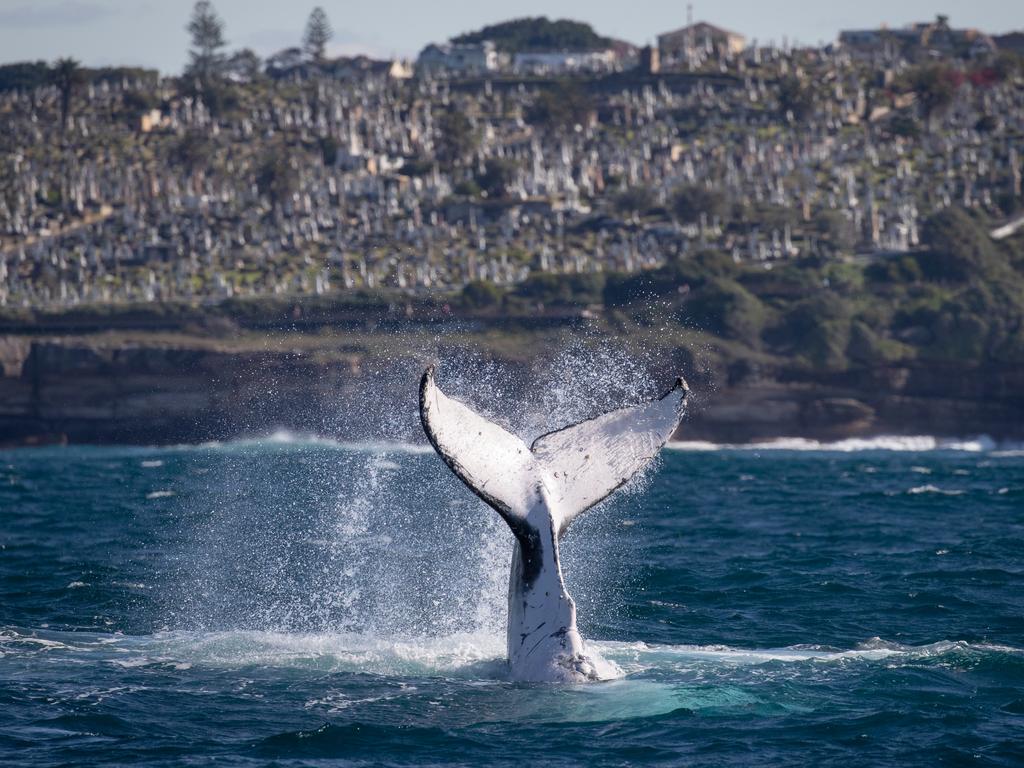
[165,432,1024,456]
[3,627,1018,681]
[668,435,1021,453]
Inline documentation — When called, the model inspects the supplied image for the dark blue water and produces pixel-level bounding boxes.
[2,439,1023,766]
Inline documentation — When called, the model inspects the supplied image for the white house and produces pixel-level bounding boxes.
[658,22,746,65]
[417,41,499,74]
[512,50,618,74]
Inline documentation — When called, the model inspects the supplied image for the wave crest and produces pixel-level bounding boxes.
[668,435,1016,453]
[3,628,1019,678]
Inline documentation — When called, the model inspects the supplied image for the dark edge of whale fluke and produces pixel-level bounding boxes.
[528,375,690,452]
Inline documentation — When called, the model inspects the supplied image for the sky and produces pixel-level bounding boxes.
[0,0,1019,74]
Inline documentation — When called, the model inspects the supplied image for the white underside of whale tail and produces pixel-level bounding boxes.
[418,366,690,534]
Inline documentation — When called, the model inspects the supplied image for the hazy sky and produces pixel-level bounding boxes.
[0,0,1018,73]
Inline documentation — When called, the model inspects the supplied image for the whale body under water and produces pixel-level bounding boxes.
[419,366,689,682]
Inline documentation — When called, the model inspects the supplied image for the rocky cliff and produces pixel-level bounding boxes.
[2,335,1022,447]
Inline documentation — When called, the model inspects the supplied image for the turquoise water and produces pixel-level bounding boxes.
[2,439,1023,766]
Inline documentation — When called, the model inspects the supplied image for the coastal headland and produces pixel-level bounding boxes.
[2,12,1023,446]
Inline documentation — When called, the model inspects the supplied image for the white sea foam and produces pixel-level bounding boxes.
[590,637,1023,675]
[906,485,967,496]
[3,628,1017,679]
[163,432,1021,456]
[668,435,1014,453]
[148,629,625,680]
[180,431,434,454]
[9,627,1017,724]
[120,630,510,678]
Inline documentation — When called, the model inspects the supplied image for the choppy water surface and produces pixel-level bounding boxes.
[2,438,1023,766]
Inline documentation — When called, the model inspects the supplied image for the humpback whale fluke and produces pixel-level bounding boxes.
[419,366,689,682]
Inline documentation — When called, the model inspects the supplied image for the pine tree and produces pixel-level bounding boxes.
[303,7,333,63]
[186,0,227,81]
[52,58,82,134]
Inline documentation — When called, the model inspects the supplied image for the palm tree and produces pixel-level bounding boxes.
[52,58,83,134]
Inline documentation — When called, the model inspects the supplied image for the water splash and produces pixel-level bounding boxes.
[165,338,671,647]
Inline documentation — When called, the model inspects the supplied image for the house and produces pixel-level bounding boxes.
[658,22,746,64]
[994,32,1024,55]
[838,27,923,57]
[417,41,499,74]
[512,50,618,74]
[839,20,996,59]
[265,47,306,78]
[327,56,413,81]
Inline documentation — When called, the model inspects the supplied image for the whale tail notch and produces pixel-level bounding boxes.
[419,366,689,536]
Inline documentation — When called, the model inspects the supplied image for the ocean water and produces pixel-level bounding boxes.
[2,437,1023,767]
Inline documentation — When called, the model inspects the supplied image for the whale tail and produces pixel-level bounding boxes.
[418,366,689,536]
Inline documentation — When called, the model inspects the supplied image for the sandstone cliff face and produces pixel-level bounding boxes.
[0,340,363,445]
[683,361,1024,442]
[1,338,1022,446]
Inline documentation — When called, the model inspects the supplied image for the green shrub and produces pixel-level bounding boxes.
[461,279,503,309]
[683,278,767,341]
[916,207,1003,282]
[475,158,518,198]
[671,185,728,224]
[525,80,593,131]
[769,295,851,369]
[613,186,658,217]
[847,319,908,364]
[866,255,923,283]
[513,272,605,306]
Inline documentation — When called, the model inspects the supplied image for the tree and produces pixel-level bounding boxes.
[917,207,1002,282]
[0,61,50,94]
[461,279,502,309]
[513,272,605,306]
[770,295,852,369]
[255,152,297,206]
[225,48,262,82]
[303,7,333,63]
[186,0,227,82]
[452,17,613,53]
[525,80,593,132]
[51,58,83,134]
[475,158,518,198]
[614,186,657,217]
[906,64,956,124]
[684,278,767,341]
[887,113,920,139]
[671,184,727,224]
[173,130,214,172]
[436,110,477,167]
[778,76,815,122]
[813,209,856,252]
[975,114,997,133]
